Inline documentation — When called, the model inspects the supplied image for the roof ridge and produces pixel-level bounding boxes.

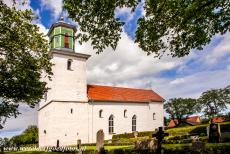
[87,84,153,91]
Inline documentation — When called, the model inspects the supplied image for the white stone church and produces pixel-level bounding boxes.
[38,19,164,147]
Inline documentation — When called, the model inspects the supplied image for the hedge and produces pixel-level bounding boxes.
[82,143,230,154]
[112,131,155,140]
[166,122,230,136]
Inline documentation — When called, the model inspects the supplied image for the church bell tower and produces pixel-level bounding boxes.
[39,17,91,109]
[48,17,76,51]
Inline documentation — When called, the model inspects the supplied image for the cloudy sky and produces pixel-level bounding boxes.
[1,0,230,138]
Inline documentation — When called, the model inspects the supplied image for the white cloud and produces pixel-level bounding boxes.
[40,0,63,19]
[170,78,185,85]
[76,32,183,85]
[1,104,38,138]
[115,7,134,22]
[75,31,230,100]
[3,0,33,11]
[227,64,230,70]
[155,68,230,99]
[205,33,230,64]
[36,23,49,38]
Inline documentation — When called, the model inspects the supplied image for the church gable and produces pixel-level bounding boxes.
[87,84,164,103]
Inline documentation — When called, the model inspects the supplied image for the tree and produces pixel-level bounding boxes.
[0,1,52,127]
[9,125,38,146]
[21,125,38,144]
[63,0,230,57]
[164,116,170,126]
[164,98,198,126]
[198,86,230,118]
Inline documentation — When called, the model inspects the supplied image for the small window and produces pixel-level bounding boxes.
[67,59,72,70]
[57,140,59,147]
[99,109,103,118]
[124,109,127,118]
[153,113,156,120]
[132,115,137,132]
[44,130,46,134]
[44,92,47,101]
[70,108,73,114]
[109,115,114,134]
[54,36,59,44]
[64,33,69,48]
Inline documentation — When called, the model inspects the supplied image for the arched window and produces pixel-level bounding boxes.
[109,115,114,134]
[99,109,103,118]
[44,130,46,134]
[70,108,73,114]
[124,109,127,118]
[64,33,69,48]
[67,59,72,70]
[132,115,136,132]
[153,113,156,120]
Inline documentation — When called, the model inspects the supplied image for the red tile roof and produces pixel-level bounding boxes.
[168,116,201,128]
[87,84,164,103]
[212,117,224,123]
[186,116,200,124]
[168,119,178,128]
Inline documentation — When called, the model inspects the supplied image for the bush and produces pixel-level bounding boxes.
[163,143,230,154]
[112,133,134,140]
[138,131,154,138]
[112,131,155,140]
[166,122,230,136]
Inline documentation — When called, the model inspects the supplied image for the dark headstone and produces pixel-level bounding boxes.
[221,132,230,142]
[96,129,104,154]
[208,122,221,143]
[152,127,169,154]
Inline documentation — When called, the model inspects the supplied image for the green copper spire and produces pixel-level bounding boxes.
[47,17,76,51]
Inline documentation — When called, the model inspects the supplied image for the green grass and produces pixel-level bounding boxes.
[5,152,62,154]
[4,143,230,153]
[84,145,134,151]
[162,142,230,149]
[166,121,230,136]
[4,145,134,154]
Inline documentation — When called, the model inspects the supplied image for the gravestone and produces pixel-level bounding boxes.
[221,132,230,142]
[191,141,205,152]
[96,129,104,154]
[134,139,157,152]
[207,121,221,143]
[152,127,169,154]
[134,131,138,138]
[148,139,157,152]
[190,135,199,142]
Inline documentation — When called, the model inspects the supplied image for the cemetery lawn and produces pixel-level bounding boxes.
[85,145,134,150]
[5,145,134,154]
[163,142,230,149]
[5,152,62,154]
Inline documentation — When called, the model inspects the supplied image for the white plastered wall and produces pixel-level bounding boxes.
[38,101,164,147]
